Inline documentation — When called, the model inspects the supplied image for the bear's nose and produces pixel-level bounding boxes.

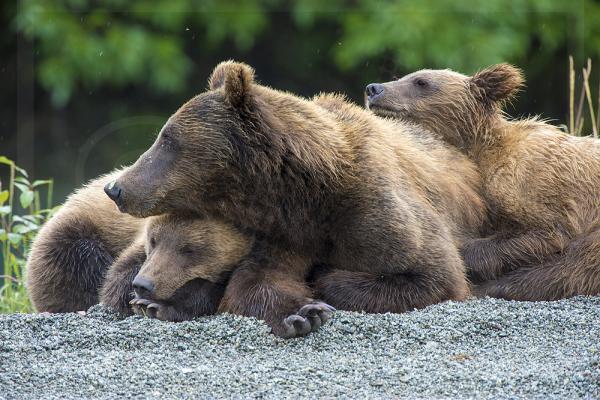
[132,276,155,297]
[365,83,384,99]
[104,180,122,203]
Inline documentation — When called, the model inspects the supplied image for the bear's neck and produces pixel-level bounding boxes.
[466,116,517,166]
[202,104,351,249]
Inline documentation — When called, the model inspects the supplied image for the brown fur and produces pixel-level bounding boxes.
[367,63,600,300]
[99,213,250,321]
[105,61,487,336]
[26,169,144,312]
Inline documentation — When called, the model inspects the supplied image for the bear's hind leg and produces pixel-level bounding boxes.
[475,229,600,300]
[314,268,468,313]
[27,221,114,312]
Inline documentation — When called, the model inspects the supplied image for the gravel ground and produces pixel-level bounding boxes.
[0,297,598,400]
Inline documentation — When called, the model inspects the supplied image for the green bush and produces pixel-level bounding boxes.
[0,156,58,313]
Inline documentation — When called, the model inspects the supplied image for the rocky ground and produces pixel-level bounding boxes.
[0,296,598,399]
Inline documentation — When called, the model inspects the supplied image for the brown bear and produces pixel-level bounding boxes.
[26,169,144,312]
[366,64,600,300]
[99,213,250,322]
[103,61,486,337]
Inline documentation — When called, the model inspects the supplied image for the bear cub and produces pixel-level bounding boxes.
[367,64,600,300]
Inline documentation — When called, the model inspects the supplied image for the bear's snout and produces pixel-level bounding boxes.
[365,83,384,100]
[104,180,122,204]
[132,275,155,297]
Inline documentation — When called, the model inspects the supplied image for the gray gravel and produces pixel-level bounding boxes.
[0,297,598,400]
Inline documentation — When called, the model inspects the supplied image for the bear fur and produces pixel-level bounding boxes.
[26,169,144,312]
[99,213,254,323]
[366,63,600,300]
[104,61,486,337]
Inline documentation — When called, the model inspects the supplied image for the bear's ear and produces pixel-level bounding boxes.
[208,60,255,107]
[470,63,524,105]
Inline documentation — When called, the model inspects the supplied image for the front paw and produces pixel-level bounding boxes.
[129,297,179,321]
[275,301,335,339]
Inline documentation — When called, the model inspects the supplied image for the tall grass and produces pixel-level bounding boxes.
[0,156,57,313]
[566,56,600,137]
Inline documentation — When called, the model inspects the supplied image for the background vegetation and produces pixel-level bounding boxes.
[1,0,600,311]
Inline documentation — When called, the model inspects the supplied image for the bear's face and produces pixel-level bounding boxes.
[105,61,256,217]
[365,64,523,149]
[132,213,251,300]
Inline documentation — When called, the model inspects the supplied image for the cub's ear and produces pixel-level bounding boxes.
[208,60,255,107]
[470,63,524,105]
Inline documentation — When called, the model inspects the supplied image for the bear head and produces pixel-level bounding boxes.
[365,63,524,150]
[132,213,252,300]
[104,61,258,217]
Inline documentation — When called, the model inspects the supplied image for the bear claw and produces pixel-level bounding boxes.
[280,301,335,338]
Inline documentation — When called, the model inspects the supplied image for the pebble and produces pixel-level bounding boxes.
[0,296,598,399]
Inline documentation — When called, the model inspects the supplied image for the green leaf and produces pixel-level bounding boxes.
[0,190,9,205]
[15,166,28,178]
[0,205,11,216]
[12,224,37,235]
[32,180,52,188]
[0,156,14,166]
[0,228,6,241]
[20,189,35,209]
[13,182,30,193]
[7,233,22,245]
[14,177,30,186]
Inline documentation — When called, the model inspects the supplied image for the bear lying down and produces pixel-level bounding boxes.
[366,63,600,300]
[100,213,334,338]
[102,60,485,337]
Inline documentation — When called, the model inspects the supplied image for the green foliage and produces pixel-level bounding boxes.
[15,0,600,106]
[0,157,58,313]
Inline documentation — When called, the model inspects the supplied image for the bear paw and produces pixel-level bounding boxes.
[130,297,179,321]
[278,301,335,339]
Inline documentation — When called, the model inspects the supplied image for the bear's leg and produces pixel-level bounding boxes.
[461,229,568,282]
[218,249,334,338]
[313,267,468,313]
[27,220,115,312]
[475,229,600,300]
[99,242,146,316]
[130,278,227,321]
[320,197,470,312]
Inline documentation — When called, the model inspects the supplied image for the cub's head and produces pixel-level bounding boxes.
[104,61,257,217]
[365,64,524,149]
[131,213,252,300]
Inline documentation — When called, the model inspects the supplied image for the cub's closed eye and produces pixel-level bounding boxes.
[150,237,156,248]
[415,78,428,88]
[180,245,196,255]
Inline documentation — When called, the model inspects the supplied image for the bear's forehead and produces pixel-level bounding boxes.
[400,69,467,82]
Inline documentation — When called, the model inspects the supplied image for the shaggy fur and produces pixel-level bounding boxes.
[99,213,252,321]
[367,63,600,300]
[105,61,486,337]
[26,169,144,312]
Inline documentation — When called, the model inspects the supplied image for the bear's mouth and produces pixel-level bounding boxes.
[367,103,407,118]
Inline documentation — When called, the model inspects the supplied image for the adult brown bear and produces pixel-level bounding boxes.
[104,61,485,337]
[366,64,600,300]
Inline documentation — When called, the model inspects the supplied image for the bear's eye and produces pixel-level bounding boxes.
[149,237,156,248]
[179,245,196,256]
[414,78,428,88]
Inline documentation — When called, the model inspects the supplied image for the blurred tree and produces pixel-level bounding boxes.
[5,0,600,201]
[17,0,600,106]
